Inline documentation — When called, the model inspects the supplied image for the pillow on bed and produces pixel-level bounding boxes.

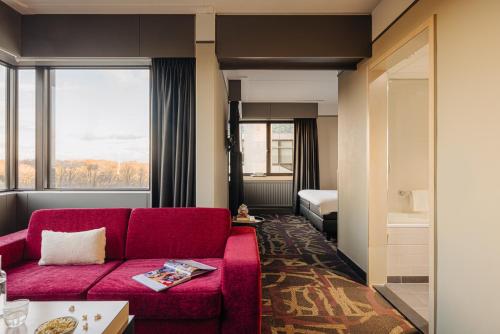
[38,228,106,265]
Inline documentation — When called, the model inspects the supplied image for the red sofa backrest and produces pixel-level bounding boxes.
[25,208,132,261]
[126,208,231,259]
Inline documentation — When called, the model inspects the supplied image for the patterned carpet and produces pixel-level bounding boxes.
[256,214,419,334]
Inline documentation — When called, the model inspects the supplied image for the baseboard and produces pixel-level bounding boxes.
[337,249,367,284]
[249,207,293,215]
[387,276,429,283]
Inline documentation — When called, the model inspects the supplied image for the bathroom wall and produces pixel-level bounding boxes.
[387,225,429,277]
[388,79,429,212]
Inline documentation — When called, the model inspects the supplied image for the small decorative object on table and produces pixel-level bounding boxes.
[3,299,29,328]
[235,204,251,222]
[35,316,78,334]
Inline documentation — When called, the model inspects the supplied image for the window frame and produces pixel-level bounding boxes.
[0,62,153,193]
[15,67,36,190]
[0,61,17,192]
[239,120,294,177]
[45,66,152,191]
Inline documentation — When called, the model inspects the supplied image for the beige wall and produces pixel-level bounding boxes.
[337,61,369,271]
[388,79,428,212]
[367,72,389,284]
[195,42,229,208]
[340,0,500,331]
[317,116,338,190]
[371,0,416,40]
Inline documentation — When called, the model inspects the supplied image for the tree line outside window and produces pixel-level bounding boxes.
[0,65,150,190]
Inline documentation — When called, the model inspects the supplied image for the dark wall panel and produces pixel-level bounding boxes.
[242,103,318,120]
[22,14,195,58]
[0,1,21,56]
[139,15,194,57]
[216,15,371,69]
[217,15,371,58]
[22,15,140,57]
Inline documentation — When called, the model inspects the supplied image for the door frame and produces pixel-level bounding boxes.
[367,16,436,333]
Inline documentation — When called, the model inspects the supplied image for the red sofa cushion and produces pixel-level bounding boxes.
[87,258,223,320]
[126,208,231,259]
[6,261,122,301]
[25,208,131,260]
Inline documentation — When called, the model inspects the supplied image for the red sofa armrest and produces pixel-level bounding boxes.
[222,227,261,334]
[0,229,27,269]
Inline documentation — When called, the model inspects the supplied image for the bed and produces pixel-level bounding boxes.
[298,189,338,239]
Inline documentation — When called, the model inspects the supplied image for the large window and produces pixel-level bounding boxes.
[0,65,6,189]
[50,69,150,189]
[17,69,36,189]
[240,122,294,176]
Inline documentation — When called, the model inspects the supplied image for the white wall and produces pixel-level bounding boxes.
[195,42,229,208]
[337,61,369,271]
[388,79,428,212]
[317,116,338,190]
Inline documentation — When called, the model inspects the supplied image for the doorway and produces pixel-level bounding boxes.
[367,18,435,334]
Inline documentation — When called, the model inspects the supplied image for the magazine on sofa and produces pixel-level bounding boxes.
[133,260,217,292]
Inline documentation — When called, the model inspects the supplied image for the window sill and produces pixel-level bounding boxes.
[244,175,292,181]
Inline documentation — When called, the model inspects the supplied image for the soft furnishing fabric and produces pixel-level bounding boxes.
[151,58,196,208]
[7,260,121,301]
[39,228,106,265]
[25,208,131,260]
[126,208,231,259]
[222,227,261,334]
[292,118,320,214]
[0,229,27,269]
[88,258,223,319]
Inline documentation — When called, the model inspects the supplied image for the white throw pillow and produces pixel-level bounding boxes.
[38,228,106,265]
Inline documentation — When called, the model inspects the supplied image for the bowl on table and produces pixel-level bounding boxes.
[35,316,78,334]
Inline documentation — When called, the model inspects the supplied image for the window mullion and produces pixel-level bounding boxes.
[266,122,271,175]
[35,67,50,190]
[6,67,17,190]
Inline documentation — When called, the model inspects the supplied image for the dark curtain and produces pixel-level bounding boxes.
[151,58,196,207]
[292,118,320,214]
[228,101,244,215]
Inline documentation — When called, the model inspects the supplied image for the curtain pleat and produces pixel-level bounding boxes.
[228,101,244,215]
[151,58,196,207]
[292,118,320,214]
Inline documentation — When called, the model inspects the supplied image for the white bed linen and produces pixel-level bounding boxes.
[298,189,338,215]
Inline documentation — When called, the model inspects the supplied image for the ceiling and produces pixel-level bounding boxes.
[223,70,338,115]
[3,0,381,15]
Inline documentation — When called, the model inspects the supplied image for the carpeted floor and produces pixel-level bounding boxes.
[256,214,419,334]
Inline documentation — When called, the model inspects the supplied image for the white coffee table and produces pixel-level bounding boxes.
[0,301,131,334]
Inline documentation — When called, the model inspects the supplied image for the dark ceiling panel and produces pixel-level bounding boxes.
[216,15,371,59]
[139,15,195,57]
[0,1,21,57]
[219,57,361,70]
[22,15,141,57]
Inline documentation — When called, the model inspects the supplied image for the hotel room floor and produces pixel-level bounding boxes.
[257,214,419,334]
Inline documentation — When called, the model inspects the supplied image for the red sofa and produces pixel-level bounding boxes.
[0,208,261,334]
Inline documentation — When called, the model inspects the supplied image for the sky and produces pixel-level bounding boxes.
[17,68,150,163]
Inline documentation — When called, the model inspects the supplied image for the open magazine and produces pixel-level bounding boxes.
[133,260,217,292]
